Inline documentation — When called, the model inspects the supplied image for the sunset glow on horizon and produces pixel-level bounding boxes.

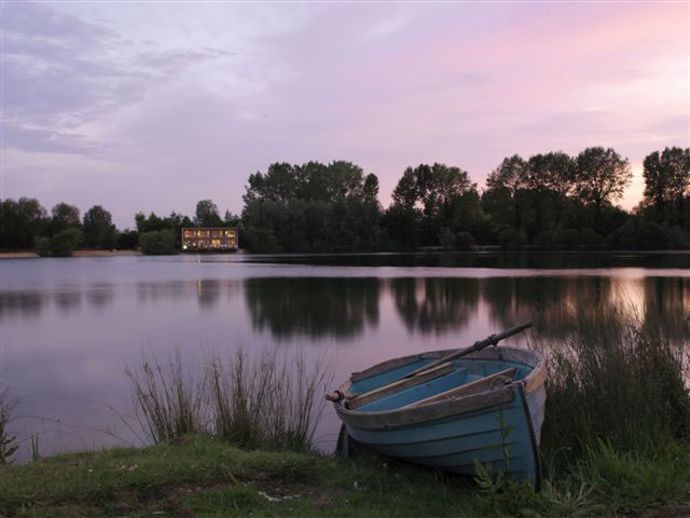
[1,1,688,227]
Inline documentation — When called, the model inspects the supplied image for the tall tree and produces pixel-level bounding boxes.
[527,152,575,197]
[574,147,631,212]
[194,199,223,227]
[49,203,81,235]
[390,163,479,247]
[0,197,48,249]
[83,205,116,248]
[642,147,690,225]
[483,155,529,232]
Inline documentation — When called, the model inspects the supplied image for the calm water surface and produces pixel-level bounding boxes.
[1,252,688,460]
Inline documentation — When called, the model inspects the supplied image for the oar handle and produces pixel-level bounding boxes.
[402,321,532,379]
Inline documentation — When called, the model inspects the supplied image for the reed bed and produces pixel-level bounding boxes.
[128,350,331,452]
[539,306,690,468]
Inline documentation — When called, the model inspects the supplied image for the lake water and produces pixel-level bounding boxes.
[1,252,688,460]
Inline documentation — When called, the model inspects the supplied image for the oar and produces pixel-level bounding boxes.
[402,321,532,380]
[325,321,532,403]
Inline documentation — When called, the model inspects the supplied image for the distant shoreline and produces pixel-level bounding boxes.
[1,248,689,261]
[0,249,143,260]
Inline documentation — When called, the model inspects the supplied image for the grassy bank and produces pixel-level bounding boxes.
[0,436,688,517]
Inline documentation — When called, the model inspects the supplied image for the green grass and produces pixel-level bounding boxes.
[0,436,688,517]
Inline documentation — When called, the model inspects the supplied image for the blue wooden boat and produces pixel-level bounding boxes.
[327,325,547,489]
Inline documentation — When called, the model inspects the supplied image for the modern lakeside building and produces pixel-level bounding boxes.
[181,227,238,252]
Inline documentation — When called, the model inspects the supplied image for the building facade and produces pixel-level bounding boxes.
[181,227,238,251]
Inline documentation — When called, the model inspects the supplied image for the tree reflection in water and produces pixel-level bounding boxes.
[244,277,380,340]
[391,278,480,335]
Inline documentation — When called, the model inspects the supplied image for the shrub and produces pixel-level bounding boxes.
[50,228,83,256]
[117,229,139,250]
[34,228,82,257]
[139,230,177,255]
[497,227,527,249]
[33,236,51,257]
[438,228,456,250]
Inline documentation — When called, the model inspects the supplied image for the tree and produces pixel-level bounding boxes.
[574,147,631,212]
[242,161,383,253]
[35,228,83,257]
[389,163,482,248]
[483,155,529,233]
[49,203,81,235]
[195,199,223,227]
[0,197,48,249]
[83,205,116,248]
[486,155,529,195]
[642,147,690,225]
[526,152,575,197]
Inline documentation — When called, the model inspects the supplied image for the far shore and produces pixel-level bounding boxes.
[0,249,143,260]
[1,248,689,261]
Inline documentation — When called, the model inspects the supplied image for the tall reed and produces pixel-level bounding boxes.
[0,386,18,464]
[127,350,331,452]
[126,353,207,444]
[540,306,690,468]
[208,351,331,451]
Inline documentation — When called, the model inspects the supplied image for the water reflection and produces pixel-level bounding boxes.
[642,277,690,341]
[136,279,240,310]
[244,277,380,340]
[0,291,46,318]
[482,277,615,340]
[53,290,82,314]
[391,278,480,335]
[85,284,115,311]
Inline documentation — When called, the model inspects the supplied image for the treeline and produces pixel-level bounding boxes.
[1,146,688,255]
[240,147,690,251]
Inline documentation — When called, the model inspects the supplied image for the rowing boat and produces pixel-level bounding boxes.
[327,325,547,489]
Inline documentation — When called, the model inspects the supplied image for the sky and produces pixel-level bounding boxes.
[1,1,688,228]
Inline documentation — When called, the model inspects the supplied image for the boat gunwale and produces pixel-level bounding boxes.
[334,346,547,430]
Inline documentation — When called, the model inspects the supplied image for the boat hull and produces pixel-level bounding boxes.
[333,347,546,488]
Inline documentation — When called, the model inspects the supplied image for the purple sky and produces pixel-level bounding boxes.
[1,1,688,228]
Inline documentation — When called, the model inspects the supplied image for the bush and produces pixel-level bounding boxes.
[50,228,82,256]
[139,230,177,255]
[497,227,527,249]
[33,236,51,257]
[455,231,476,250]
[34,228,82,257]
[117,229,139,250]
[438,228,456,250]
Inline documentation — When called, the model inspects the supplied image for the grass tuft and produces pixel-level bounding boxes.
[209,351,330,452]
[126,352,207,444]
[128,350,331,452]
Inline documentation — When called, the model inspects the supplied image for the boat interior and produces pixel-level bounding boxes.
[349,358,532,412]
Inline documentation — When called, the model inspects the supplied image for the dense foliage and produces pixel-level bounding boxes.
[139,230,177,255]
[241,161,383,252]
[1,146,688,254]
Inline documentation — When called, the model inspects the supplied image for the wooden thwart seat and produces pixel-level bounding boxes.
[402,367,517,409]
[347,362,455,410]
